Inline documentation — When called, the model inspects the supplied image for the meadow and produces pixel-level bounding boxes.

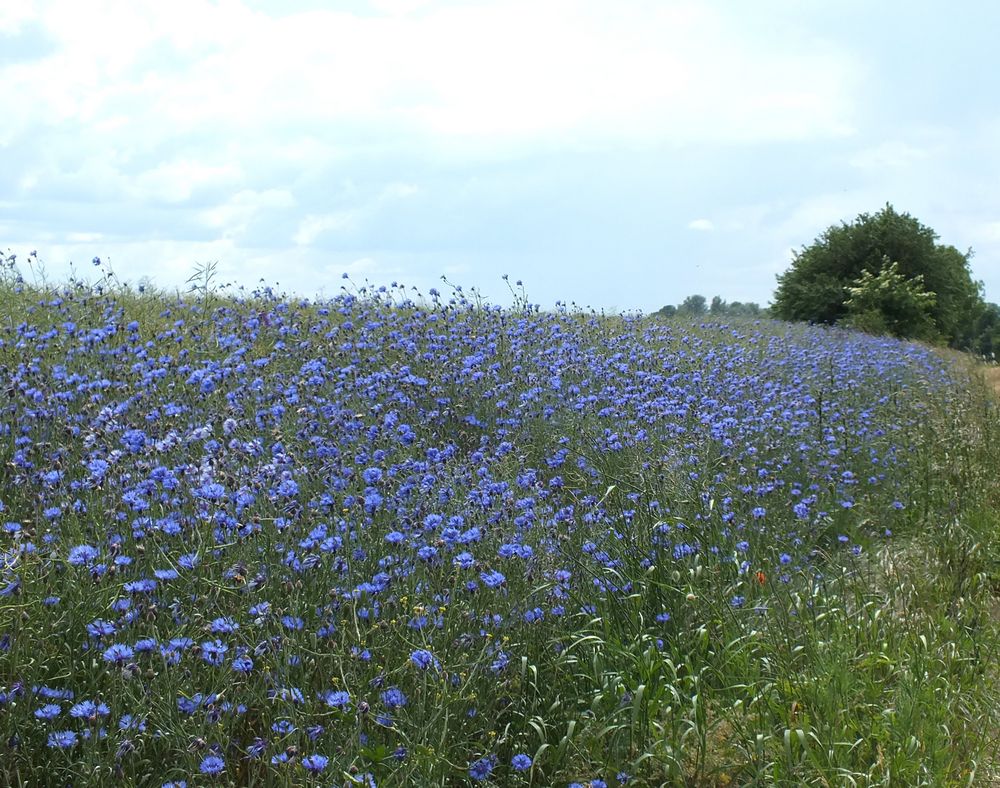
[2,262,1000,786]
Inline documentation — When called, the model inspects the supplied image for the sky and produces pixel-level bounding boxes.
[2,0,999,312]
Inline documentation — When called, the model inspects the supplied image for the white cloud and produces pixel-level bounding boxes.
[0,0,860,154]
[132,159,245,204]
[849,141,932,170]
[198,189,296,238]
[292,181,419,246]
[688,218,714,231]
[293,213,359,246]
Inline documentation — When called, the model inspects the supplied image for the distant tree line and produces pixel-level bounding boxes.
[772,204,999,357]
[655,294,764,319]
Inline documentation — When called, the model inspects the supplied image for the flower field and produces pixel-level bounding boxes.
[2,272,999,786]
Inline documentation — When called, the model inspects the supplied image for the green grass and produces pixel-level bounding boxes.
[0,265,999,786]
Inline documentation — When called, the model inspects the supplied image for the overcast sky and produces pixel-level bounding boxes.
[2,0,998,311]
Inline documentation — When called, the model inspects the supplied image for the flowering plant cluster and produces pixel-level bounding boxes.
[0,275,968,784]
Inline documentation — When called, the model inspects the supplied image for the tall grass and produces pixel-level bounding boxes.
[1,260,998,786]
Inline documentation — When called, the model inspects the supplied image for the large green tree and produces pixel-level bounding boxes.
[771,204,983,347]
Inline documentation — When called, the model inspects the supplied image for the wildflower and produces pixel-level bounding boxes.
[152,565,178,579]
[102,643,135,664]
[231,655,254,673]
[70,699,110,722]
[511,753,532,771]
[409,649,437,670]
[34,704,62,720]
[380,687,408,709]
[209,617,239,634]
[302,753,329,773]
[321,690,351,708]
[68,544,99,566]
[47,730,78,749]
[199,754,225,775]
[87,619,117,638]
[201,639,229,666]
[469,755,496,781]
[480,569,506,589]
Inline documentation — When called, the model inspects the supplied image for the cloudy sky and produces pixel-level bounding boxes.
[2,0,998,311]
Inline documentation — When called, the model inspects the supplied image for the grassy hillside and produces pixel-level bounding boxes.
[1,273,999,786]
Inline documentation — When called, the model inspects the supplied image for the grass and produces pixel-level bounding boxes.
[1,259,999,786]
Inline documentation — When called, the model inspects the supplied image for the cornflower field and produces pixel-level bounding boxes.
[2,266,1000,786]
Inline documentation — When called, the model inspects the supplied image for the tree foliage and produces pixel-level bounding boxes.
[679,294,707,316]
[772,204,983,348]
[656,295,762,319]
[842,259,937,340]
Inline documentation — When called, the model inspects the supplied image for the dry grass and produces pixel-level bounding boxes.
[986,365,1000,397]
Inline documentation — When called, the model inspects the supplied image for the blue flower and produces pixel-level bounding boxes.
[320,689,351,708]
[199,754,225,774]
[70,699,110,721]
[511,753,532,771]
[47,730,78,749]
[302,753,329,773]
[409,649,437,670]
[380,687,407,709]
[480,569,506,588]
[34,704,62,720]
[209,617,239,634]
[102,643,135,664]
[469,755,496,781]
[231,655,254,673]
[67,544,99,566]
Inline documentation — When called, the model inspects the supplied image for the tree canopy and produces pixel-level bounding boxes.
[771,204,983,348]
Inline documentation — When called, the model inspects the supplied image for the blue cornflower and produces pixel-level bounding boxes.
[102,643,135,664]
[302,753,329,773]
[134,637,158,653]
[67,544,99,566]
[469,755,496,781]
[409,649,437,670]
[209,617,239,634]
[121,577,156,593]
[47,730,78,749]
[201,639,229,666]
[480,569,506,588]
[199,754,225,775]
[119,714,146,731]
[34,704,62,720]
[490,651,509,673]
[231,655,254,673]
[70,699,110,721]
[281,615,304,631]
[380,687,408,709]
[87,619,117,638]
[271,719,296,734]
[320,690,351,708]
[511,753,532,771]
